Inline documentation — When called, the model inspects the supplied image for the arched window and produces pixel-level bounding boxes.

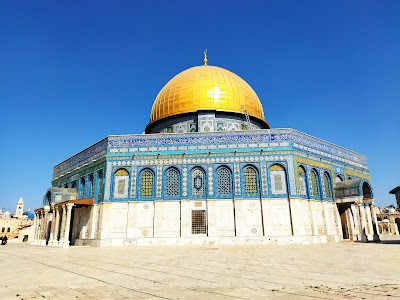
[165,167,180,198]
[140,169,154,198]
[311,170,320,198]
[243,166,259,196]
[71,181,77,189]
[89,174,95,197]
[269,164,287,195]
[97,170,104,201]
[79,177,86,198]
[191,167,206,197]
[298,166,307,196]
[114,168,129,199]
[323,172,332,199]
[217,166,232,197]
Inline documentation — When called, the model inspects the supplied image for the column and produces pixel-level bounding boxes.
[38,212,43,241]
[364,206,374,239]
[370,205,381,242]
[48,207,56,245]
[60,205,67,241]
[41,206,50,244]
[32,213,38,243]
[350,204,360,240]
[52,207,60,246]
[345,208,356,240]
[63,203,74,248]
[359,204,368,242]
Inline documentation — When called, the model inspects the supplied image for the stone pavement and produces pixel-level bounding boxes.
[0,237,399,300]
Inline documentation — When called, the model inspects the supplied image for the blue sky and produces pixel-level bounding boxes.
[1,1,399,212]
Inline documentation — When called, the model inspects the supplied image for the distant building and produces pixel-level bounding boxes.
[0,197,34,242]
[33,57,380,247]
[376,186,400,235]
[376,206,400,235]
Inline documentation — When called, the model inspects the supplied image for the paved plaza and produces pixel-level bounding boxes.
[0,238,399,300]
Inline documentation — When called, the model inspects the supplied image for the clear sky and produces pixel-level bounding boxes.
[1,1,399,212]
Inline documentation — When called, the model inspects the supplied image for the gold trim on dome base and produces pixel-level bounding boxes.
[148,65,268,126]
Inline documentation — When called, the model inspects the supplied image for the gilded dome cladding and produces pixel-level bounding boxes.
[149,65,266,124]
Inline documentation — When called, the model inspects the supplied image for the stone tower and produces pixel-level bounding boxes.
[15,197,23,218]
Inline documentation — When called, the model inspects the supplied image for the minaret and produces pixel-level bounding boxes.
[15,197,24,218]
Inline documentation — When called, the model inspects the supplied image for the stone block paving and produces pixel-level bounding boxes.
[0,237,399,299]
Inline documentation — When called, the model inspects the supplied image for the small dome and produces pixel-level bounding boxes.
[148,65,268,127]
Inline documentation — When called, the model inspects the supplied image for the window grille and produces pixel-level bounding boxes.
[191,210,206,234]
[311,171,319,197]
[244,167,258,195]
[217,167,232,196]
[165,168,180,197]
[323,173,332,199]
[141,169,154,197]
[191,168,205,197]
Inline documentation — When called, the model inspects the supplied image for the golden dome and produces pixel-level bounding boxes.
[149,65,267,125]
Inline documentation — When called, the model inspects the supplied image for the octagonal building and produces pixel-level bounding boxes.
[33,57,380,247]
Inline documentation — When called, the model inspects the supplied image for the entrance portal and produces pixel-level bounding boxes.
[337,204,351,239]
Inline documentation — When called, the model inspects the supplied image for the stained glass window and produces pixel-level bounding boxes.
[311,170,319,198]
[217,166,232,196]
[244,167,258,195]
[323,173,332,199]
[141,169,154,197]
[191,168,205,197]
[165,168,180,197]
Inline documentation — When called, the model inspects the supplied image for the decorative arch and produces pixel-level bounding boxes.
[242,165,259,196]
[269,164,287,195]
[79,177,86,198]
[97,169,104,201]
[298,165,307,196]
[323,172,333,200]
[216,165,233,197]
[362,181,372,199]
[113,168,129,199]
[164,167,181,198]
[191,167,206,197]
[139,168,155,198]
[310,169,320,199]
[89,174,95,197]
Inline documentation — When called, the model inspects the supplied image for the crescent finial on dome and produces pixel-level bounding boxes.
[203,49,208,65]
